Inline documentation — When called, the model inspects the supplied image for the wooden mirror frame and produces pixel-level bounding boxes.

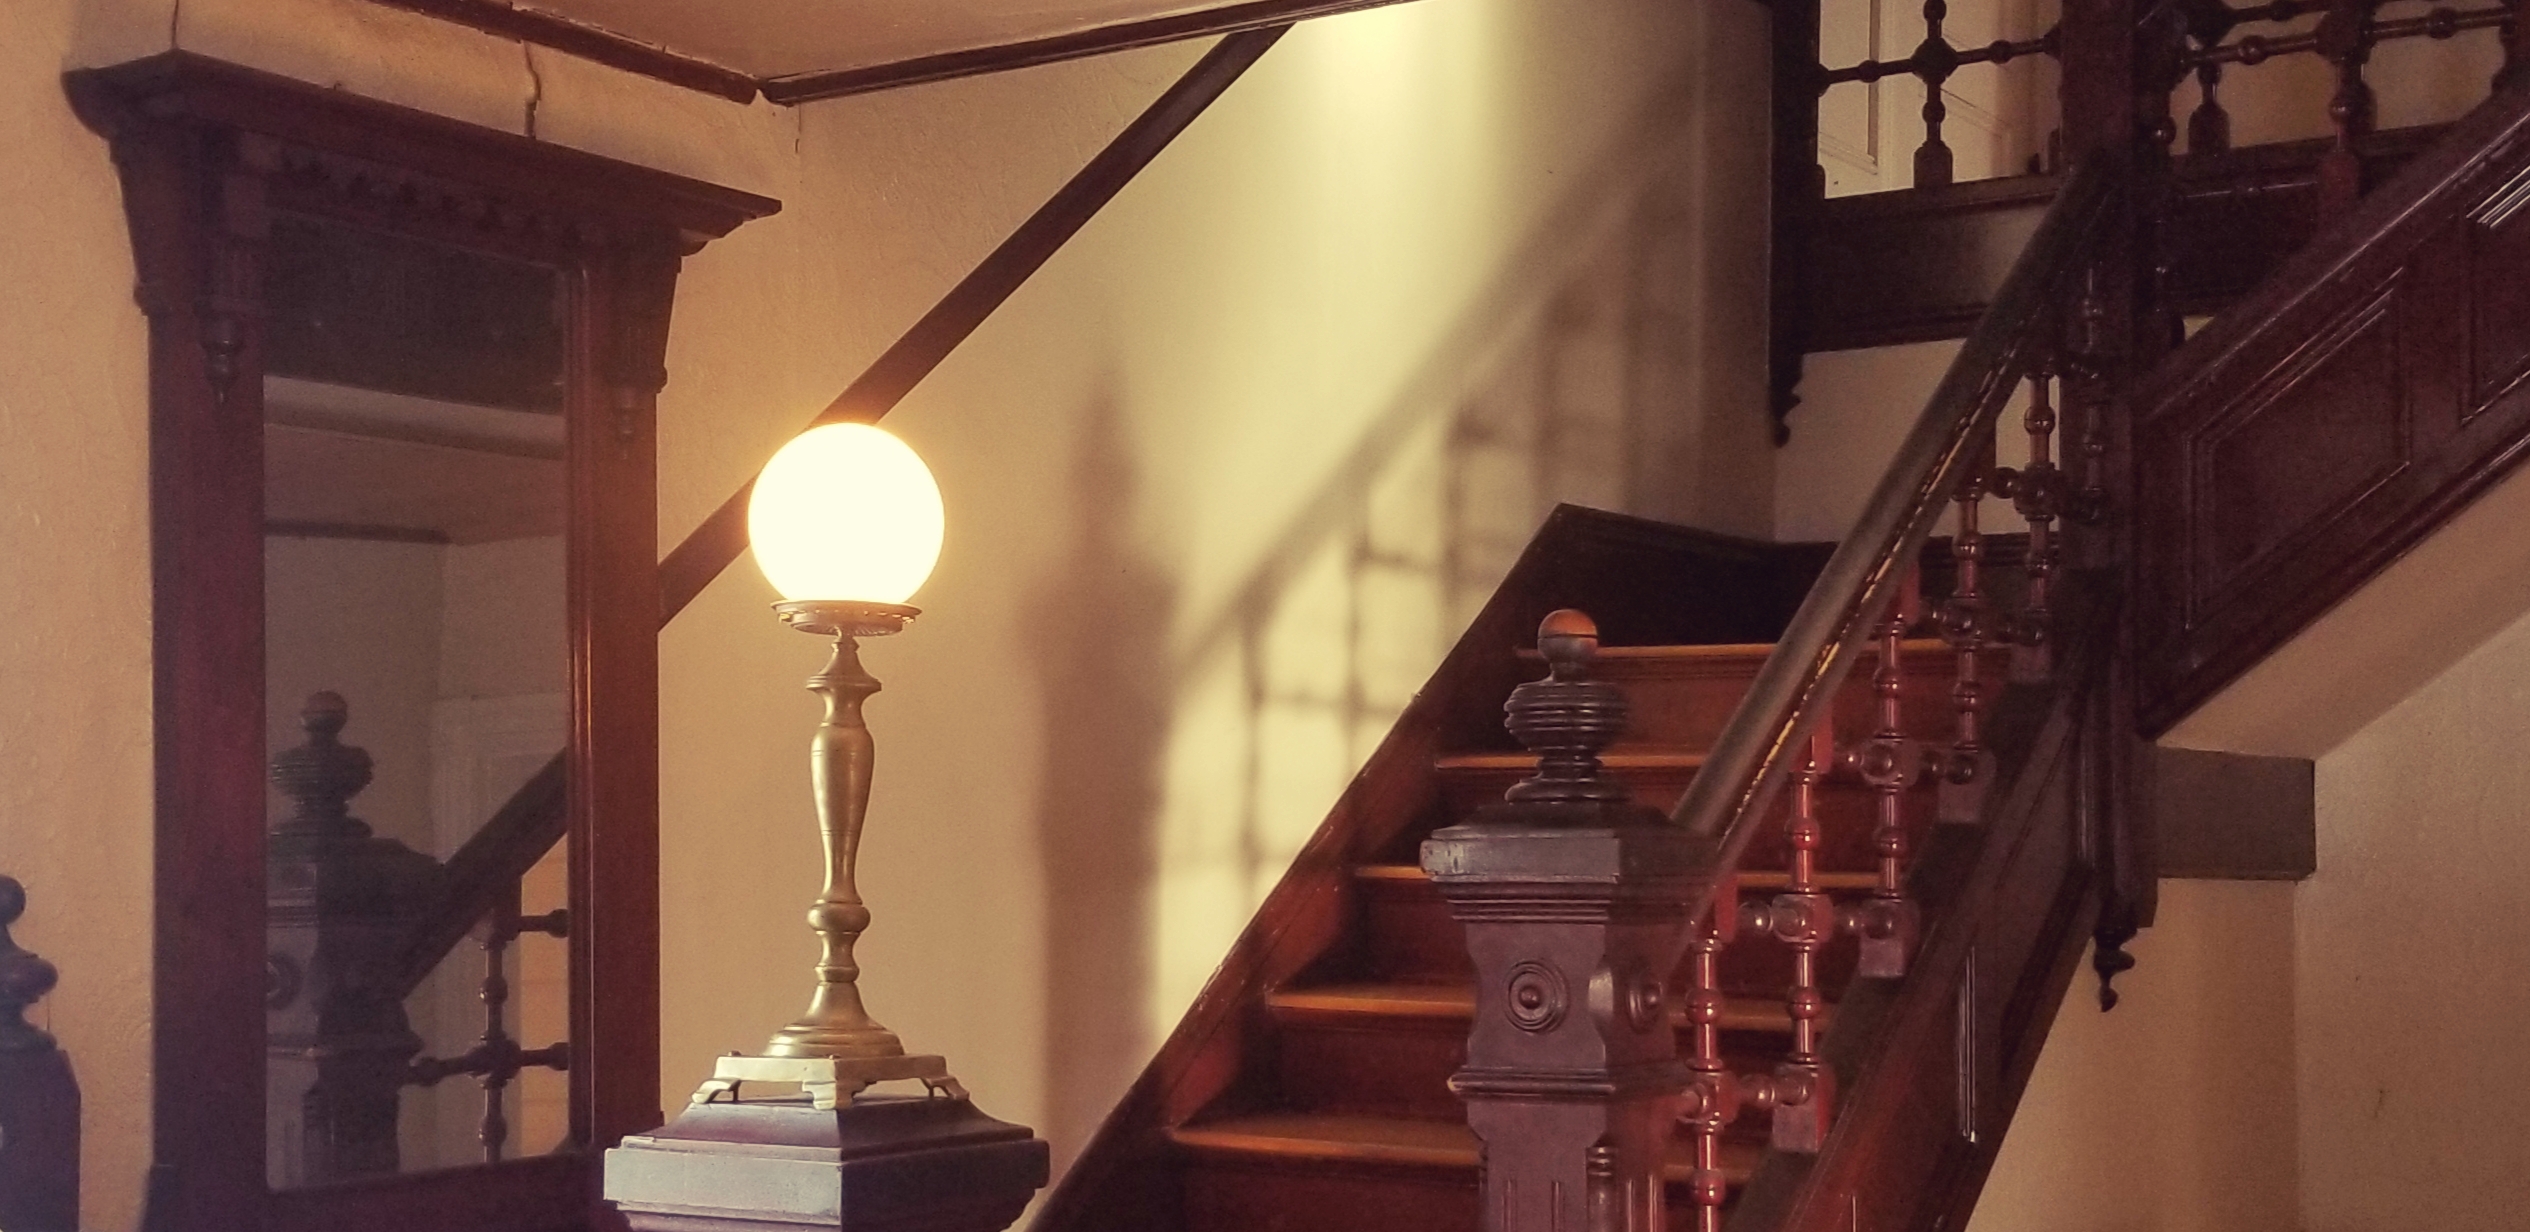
[66,53,777,1232]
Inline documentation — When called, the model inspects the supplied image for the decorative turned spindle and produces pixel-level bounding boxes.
[1912,0,1960,188]
[1842,572,1923,981]
[1994,363,2063,682]
[1763,728,1838,1152]
[2316,0,2382,216]
[0,877,59,1054]
[1681,889,1738,1232]
[1942,440,1995,824]
[1502,609,1632,807]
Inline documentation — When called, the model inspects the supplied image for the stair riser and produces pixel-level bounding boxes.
[1273,1017,1799,1130]
[1182,1159,1717,1232]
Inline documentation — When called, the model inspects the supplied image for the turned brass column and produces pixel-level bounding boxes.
[763,599,913,1060]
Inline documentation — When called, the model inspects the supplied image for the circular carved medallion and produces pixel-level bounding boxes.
[1505,960,1568,1033]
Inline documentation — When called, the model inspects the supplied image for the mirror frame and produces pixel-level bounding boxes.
[66,53,777,1232]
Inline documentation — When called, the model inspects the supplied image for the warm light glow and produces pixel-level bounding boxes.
[747,423,944,605]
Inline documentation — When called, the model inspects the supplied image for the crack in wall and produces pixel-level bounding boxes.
[522,43,544,141]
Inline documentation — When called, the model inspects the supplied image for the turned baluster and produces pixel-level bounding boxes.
[0,875,78,1232]
[1760,728,1838,1152]
[2502,0,2530,89]
[1913,0,1963,187]
[1940,445,1994,824]
[1993,365,2062,681]
[1842,572,1924,980]
[1680,888,1737,1232]
[2189,59,2233,152]
[2317,0,2383,215]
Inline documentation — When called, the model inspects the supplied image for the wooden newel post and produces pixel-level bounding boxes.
[1422,611,1700,1232]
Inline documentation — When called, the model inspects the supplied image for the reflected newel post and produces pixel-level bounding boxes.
[264,692,445,1186]
[1422,611,1698,1232]
[0,876,79,1232]
[606,425,1046,1232]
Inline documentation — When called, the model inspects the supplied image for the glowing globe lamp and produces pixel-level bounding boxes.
[748,422,944,609]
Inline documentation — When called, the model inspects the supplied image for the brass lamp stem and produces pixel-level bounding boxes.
[765,601,918,1060]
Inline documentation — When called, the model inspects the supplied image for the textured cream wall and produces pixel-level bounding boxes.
[1,4,160,1227]
[2296,602,2530,1232]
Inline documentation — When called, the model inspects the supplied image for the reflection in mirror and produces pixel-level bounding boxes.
[259,213,572,1188]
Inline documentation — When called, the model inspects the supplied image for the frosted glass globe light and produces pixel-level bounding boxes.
[747,423,944,605]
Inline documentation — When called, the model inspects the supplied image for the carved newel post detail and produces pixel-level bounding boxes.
[1422,611,1701,1232]
[0,876,80,1232]
[265,692,445,1186]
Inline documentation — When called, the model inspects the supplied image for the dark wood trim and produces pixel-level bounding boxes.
[2150,748,2316,880]
[2132,84,2530,733]
[68,53,770,1232]
[67,53,776,245]
[656,27,1282,624]
[362,0,758,102]
[267,1153,589,1232]
[263,519,451,544]
[760,2,1382,104]
[1804,126,2450,352]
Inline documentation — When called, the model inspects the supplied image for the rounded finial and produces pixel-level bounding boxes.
[301,691,349,739]
[1537,609,1599,681]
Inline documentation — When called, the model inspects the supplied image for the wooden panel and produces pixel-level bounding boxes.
[2186,282,2410,608]
[2133,86,2530,732]
[2152,748,2316,881]
[1802,127,2447,352]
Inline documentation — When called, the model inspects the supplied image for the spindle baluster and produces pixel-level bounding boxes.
[1940,445,1994,824]
[2318,0,2383,214]
[2189,59,2233,151]
[1763,729,1837,1152]
[2503,0,2530,87]
[1681,886,1737,1232]
[1994,365,2061,681]
[1914,0,1960,187]
[1844,572,1923,980]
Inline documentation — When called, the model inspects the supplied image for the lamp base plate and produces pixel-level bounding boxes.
[606,1093,1047,1232]
[692,1052,961,1111]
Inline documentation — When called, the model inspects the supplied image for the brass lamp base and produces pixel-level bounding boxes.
[691,1052,966,1112]
[775,599,918,638]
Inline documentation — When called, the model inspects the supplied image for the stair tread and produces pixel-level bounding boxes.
[1432,750,1706,772]
[1268,982,1806,1033]
[1353,863,1880,893]
[1514,638,1950,664]
[1169,1113,1763,1182]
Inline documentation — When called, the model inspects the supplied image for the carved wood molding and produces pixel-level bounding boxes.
[2132,84,2530,733]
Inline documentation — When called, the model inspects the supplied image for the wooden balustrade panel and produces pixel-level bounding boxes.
[2132,84,2530,732]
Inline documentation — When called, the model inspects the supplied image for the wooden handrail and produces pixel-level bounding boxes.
[389,27,1287,1005]
[1669,160,2116,884]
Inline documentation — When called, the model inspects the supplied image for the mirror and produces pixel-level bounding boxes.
[257,213,573,1187]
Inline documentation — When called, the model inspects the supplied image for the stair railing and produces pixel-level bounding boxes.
[1668,156,2116,1231]
[1674,156,2115,871]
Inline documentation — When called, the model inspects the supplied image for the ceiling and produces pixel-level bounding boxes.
[379,0,1405,101]
[520,0,1241,81]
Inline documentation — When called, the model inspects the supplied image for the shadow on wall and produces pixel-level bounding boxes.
[1024,66,1767,1168]
[1030,380,1176,1169]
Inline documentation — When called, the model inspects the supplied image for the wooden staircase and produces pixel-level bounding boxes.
[1034,504,2105,1232]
